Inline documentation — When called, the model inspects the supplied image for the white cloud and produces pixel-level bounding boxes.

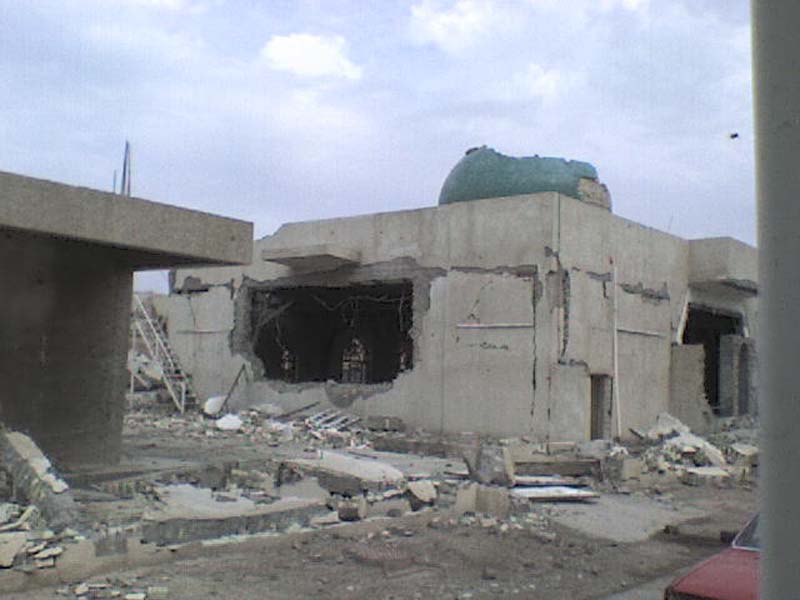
[261,34,362,80]
[515,63,567,100]
[409,0,498,54]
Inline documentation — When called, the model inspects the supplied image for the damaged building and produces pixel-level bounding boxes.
[162,147,758,442]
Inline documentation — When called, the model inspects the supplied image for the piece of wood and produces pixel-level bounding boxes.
[511,486,598,502]
[277,401,321,421]
[513,475,580,487]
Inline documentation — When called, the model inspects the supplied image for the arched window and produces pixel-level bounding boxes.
[280,347,295,382]
[341,337,367,383]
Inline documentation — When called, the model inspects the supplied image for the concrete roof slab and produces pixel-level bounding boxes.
[0,171,253,268]
[261,243,360,271]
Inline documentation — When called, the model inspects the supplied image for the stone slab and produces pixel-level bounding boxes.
[261,244,359,271]
[141,494,326,545]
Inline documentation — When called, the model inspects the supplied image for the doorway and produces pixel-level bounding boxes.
[682,305,742,415]
[590,374,612,440]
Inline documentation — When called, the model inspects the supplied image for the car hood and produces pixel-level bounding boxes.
[669,548,759,600]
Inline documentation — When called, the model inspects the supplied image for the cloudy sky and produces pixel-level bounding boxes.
[0,1,753,291]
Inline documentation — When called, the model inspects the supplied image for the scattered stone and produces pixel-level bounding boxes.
[75,583,90,595]
[310,512,340,528]
[407,480,437,504]
[681,466,731,486]
[337,496,367,522]
[0,531,27,567]
[463,442,513,486]
[34,557,55,569]
[33,545,63,559]
[454,484,511,518]
[203,396,226,417]
[729,443,759,467]
[0,431,79,529]
[364,416,405,432]
[215,414,243,432]
[147,586,169,599]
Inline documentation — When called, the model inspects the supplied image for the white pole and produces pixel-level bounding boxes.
[752,2,800,597]
[611,257,622,439]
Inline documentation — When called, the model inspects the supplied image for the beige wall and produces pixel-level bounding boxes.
[166,192,757,441]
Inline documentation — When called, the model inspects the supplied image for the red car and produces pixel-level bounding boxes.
[664,515,759,600]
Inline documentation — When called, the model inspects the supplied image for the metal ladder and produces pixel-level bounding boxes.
[131,294,197,413]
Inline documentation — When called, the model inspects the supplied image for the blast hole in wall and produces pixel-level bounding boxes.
[682,305,742,414]
[252,282,413,384]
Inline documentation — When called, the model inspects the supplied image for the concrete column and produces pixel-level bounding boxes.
[0,229,132,466]
[752,2,800,597]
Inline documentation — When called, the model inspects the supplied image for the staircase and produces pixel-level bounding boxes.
[132,294,197,413]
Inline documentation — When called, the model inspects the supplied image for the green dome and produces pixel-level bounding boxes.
[439,147,599,205]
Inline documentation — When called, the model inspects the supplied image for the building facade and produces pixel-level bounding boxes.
[163,150,757,442]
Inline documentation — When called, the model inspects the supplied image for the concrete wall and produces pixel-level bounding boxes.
[0,170,253,467]
[669,344,711,433]
[0,229,132,466]
[166,191,758,442]
[719,334,759,417]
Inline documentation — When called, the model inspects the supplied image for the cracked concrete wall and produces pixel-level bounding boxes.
[554,196,692,437]
[164,286,248,408]
[164,190,757,441]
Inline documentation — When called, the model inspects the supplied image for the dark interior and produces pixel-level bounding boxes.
[252,282,413,384]
[682,305,741,414]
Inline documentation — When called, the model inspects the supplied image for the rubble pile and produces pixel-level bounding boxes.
[56,577,169,599]
[640,413,758,485]
[0,502,82,572]
[124,406,371,449]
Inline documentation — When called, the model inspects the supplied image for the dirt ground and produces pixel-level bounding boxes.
[1,404,759,600]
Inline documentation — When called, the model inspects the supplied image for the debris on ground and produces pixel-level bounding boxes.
[639,412,758,485]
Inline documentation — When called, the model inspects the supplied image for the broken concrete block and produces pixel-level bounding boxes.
[364,416,406,432]
[141,487,326,545]
[74,583,90,596]
[203,396,226,417]
[0,431,80,530]
[647,412,691,440]
[454,483,510,518]
[310,512,340,527]
[366,497,411,518]
[454,483,477,515]
[291,450,405,494]
[663,432,727,467]
[34,557,55,569]
[215,414,243,431]
[147,586,170,599]
[337,496,367,522]
[463,443,513,486]
[0,531,27,568]
[681,466,731,487]
[619,458,642,481]
[407,480,437,507]
[32,545,63,559]
[730,443,759,467]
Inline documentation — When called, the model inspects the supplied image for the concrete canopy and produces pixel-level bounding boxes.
[0,171,253,268]
[0,170,253,467]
